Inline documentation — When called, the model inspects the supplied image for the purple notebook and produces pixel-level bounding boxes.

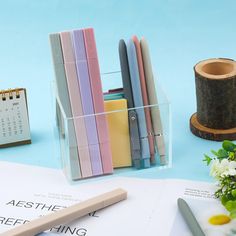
[72,29,103,176]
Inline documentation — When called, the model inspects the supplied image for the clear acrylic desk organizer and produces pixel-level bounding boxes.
[54,71,172,181]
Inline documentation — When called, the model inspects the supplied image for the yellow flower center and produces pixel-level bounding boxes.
[208,214,231,225]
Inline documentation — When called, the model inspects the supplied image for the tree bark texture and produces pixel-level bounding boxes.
[190,58,236,141]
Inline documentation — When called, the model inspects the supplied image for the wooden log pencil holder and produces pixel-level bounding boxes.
[190,58,236,141]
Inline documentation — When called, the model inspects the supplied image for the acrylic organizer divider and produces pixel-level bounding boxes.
[54,71,171,181]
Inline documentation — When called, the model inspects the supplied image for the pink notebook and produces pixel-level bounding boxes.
[60,31,93,178]
[83,28,113,174]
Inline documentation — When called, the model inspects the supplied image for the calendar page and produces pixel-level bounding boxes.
[0,89,31,147]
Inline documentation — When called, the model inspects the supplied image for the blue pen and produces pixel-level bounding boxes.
[119,39,142,169]
[126,39,150,168]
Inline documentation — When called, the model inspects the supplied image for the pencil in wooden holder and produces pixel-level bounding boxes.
[190,58,236,141]
[0,188,127,236]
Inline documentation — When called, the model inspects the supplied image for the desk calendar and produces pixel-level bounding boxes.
[0,88,31,147]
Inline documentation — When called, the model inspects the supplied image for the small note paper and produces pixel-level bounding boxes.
[0,88,31,147]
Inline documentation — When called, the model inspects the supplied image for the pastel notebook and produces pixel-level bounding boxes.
[72,29,103,176]
[49,33,82,180]
[60,31,93,178]
[0,88,31,148]
[83,28,113,174]
[104,99,132,168]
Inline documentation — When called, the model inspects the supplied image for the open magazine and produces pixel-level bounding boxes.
[0,161,235,236]
[148,179,236,236]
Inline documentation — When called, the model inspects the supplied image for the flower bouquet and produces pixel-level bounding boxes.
[204,140,236,218]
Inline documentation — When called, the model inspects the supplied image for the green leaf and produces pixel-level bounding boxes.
[209,148,228,160]
[203,154,212,165]
[221,195,229,205]
[211,150,219,157]
[230,210,236,219]
[225,200,236,213]
[225,200,234,211]
[222,140,236,152]
[232,189,236,198]
[229,152,235,159]
[228,151,236,161]
[217,149,228,159]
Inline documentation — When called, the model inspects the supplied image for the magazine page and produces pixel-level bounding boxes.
[148,179,236,236]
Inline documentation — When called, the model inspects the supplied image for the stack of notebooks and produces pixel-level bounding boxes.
[50,28,166,181]
[50,28,113,180]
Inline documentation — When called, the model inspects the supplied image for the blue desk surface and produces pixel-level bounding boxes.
[1,0,236,183]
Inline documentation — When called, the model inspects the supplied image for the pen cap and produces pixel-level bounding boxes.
[60,32,75,63]
[73,29,87,61]
[119,39,135,108]
[126,39,144,108]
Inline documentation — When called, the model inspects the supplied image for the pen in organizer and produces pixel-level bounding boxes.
[140,37,166,165]
[132,35,155,164]
[177,198,205,236]
[119,39,142,168]
[126,39,151,168]
[0,188,127,236]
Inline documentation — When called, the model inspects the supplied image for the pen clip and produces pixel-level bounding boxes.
[128,110,141,168]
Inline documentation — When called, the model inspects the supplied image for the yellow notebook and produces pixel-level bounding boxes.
[104,99,132,168]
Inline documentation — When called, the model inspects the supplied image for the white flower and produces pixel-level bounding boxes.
[210,159,236,179]
[210,159,222,179]
[226,160,236,176]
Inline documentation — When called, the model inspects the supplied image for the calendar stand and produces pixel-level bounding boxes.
[0,88,31,148]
